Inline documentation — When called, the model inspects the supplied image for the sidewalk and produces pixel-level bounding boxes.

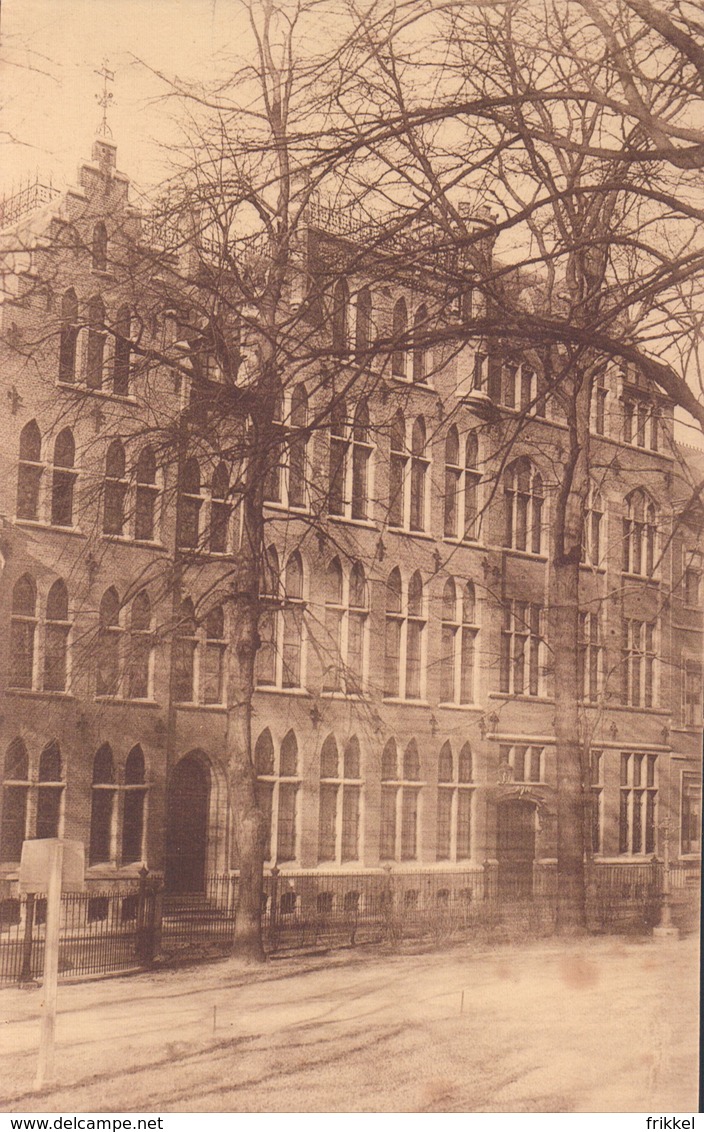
[0,934,698,1113]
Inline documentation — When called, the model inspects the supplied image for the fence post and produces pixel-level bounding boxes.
[135,866,154,963]
[269,864,280,953]
[20,893,35,983]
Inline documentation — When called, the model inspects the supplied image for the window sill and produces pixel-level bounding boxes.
[255,686,311,697]
[14,520,85,538]
[442,536,483,549]
[488,692,552,704]
[621,572,660,585]
[579,563,606,574]
[608,703,669,715]
[175,702,227,712]
[56,381,138,405]
[94,697,161,708]
[386,528,436,542]
[382,697,430,707]
[321,691,365,701]
[328,515,378,531]
[501,547,548,563]
[391,377,435,392]
[263,502,310,517]
[5,688,74,699]
[437,702,482,712]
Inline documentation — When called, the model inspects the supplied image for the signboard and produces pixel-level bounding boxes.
[19,839,85,894]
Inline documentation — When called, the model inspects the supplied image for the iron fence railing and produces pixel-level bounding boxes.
[0,860,698,987]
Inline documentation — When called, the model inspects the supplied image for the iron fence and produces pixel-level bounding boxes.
[0,860,698,986]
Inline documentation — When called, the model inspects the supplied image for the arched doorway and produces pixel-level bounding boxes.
[497,799,536,898]
[165,754,210,894]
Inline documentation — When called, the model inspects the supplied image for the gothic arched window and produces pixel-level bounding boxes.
[10,575,37,689]
[44,579,70,692]
[17,420,42,521]
[89,744,115,865]
[51,428,77,527]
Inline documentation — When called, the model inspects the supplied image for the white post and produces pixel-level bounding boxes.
[35,840,64,1090]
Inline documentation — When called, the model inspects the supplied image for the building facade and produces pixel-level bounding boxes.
[0,138,701,902]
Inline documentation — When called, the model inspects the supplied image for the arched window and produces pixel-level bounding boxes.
[17,420,42,521]
[381,737,422,861]
[504,456,543,553]
[86,296,106,389]
[203,606,226,704]
[318,734,362,863]
[135,447,158,541]
[103,439,127,535]
[282,552,304,688]
[444,428,461,538]
[347,562,368,693]
[440,579,477,704]
[323,559,344,692]
[406,571,425,699]
[113,305,132,396]
[122,745,146,864]
[332,279,349,352]
[174,598,197,702]
[351,400,371,520]
[583,487,604,567]
[410,417,428,532]
[0,739,29,862]
[209,464,230,553]
[127,592,152,700]
[464,433,479,540]
[97,587,121,696]
[256,546,279,687]
[254,729,275,858]
[384,569,403,698]
[51,428,76,527]
[10,575,37,689]
[392,298,408,377]
[355,287,372,356]
[89,744,115,864]
[437,741,473,861]
[277,730,299,862]
[92,221,108,271]
[37,741,63,839]
[263,382,285,504]
[288,385,308,509]
[58,289,79,382]
[388,410,406,528]
[328,399,347,516]
[623,489,657,576]
[412,303,428,383]
[177,457,202,549]
[44,579,70,692]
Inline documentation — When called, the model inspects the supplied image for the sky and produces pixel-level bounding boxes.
[1,0,250,193]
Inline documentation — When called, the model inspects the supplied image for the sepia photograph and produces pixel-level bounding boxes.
[0,0,701,1115]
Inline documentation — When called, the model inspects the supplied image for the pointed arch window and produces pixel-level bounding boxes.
[380,738,422,861]
[322,559,368,695]
[263,382,285,504]
[255,728,300,864]
[328,399,347,516]
[103,439,127,535]
[582,487,604,567]
[332,279,349,353]
[89,744,115,865]
[347,563,368,693]
[17,420,43,520]
[86,296,107,389]
[444,428,461,538]
[209,463,230,553]
[440,579,477,705]
[113,305,132,396]
[0,739,30,862]
[203,606,226,704]
[410,417,428,532]
[504,457,543,554]
[174,598,197,703]
[134,447,159,541]
[412,303,428,383]
[51,428,77,527]
[37,741,63,839]
[256,546,280,687]
[282,552,304,689]
[10,575,37,689]
[323,559,344,693]
[355,287,372,357]
[127,592,152,700]
[44,580,70,692]
[58,289,79,382]
[288,384,308,509]
[177,457,202,549]
[388,410,407,528]
[351,400,371,520]
[437,741,473,861]
[623,489,657,577]
[97,587,122,696]
[122,745,147,864]
[392,298,408,377]
[318,734,362,863]
[92,221,108,271]
[384,569,403,698]
[406,571,425,699]
[464,433,479,540]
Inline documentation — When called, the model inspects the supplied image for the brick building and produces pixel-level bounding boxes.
[0,138,701,903]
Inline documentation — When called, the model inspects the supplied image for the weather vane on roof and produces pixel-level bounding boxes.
[95,60,115,138]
